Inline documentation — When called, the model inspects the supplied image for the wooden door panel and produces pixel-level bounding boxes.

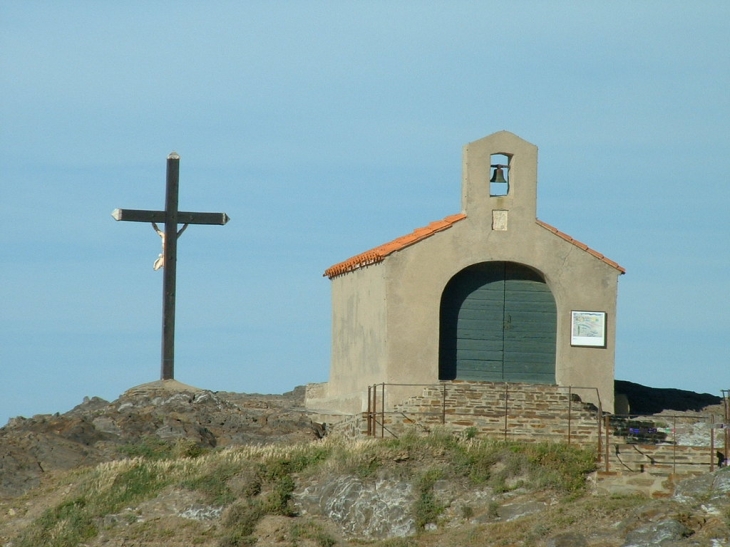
[439,262,556,383]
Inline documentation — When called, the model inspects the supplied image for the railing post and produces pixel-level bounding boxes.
[722,389,730,465]
[604,414,610,472]
[442,384,446,425]
[597,403,603,463]
[711,414,715,472]
[673,415,677,475]
[367,385,372,436]
[380,383,385,438]
[372,384,377,438]
[503,383,509,441]
[567,386,573,445]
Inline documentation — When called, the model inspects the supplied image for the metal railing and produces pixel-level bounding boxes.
[365,382,604,455]
[364,383,729,475]
[603,411,727,474]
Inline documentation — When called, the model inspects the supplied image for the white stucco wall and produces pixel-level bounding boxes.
[318,263,388,412]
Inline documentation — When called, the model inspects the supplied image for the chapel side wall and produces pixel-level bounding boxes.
[324,263,388,412]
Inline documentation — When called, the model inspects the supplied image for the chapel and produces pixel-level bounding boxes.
[306,131,624,415]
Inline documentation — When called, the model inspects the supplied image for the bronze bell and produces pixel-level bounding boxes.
[490,166,507,183]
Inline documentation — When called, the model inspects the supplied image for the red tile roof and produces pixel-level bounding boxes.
[324,214,625,279]
[536,219,626,273]
[324,214,467,278]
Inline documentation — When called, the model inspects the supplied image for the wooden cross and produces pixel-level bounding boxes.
[112,152,229,381]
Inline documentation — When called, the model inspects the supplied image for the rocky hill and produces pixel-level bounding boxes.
[1,380,729,547]
[0,380,322,500]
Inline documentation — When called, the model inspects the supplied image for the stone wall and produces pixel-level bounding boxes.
[324,381,724,479]
[335,382,603,449]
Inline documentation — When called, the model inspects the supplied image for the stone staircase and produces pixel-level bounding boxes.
[599,414,723,478]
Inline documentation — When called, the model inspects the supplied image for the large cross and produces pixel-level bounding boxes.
[112,152,229,381]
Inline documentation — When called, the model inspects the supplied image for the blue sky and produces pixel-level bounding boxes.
[1,2,728,425]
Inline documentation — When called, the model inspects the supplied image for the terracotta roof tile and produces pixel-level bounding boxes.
[324,213,467,278]
[536,219,625,273]
[324,214,624,279]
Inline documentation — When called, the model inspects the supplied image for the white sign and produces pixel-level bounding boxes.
[571,311,607,347]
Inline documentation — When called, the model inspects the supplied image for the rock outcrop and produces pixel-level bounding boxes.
[0,381,321,498]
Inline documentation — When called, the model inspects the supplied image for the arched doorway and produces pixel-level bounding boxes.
[439,262,556,383]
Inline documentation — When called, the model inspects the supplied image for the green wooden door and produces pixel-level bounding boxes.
[439,262,556,383]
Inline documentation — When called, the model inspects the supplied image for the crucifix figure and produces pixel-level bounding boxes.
[112,152,230,381]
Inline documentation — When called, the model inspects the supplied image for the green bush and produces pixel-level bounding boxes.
[182,461,241,505]
[264,473,296,516]
[463,426,479,440]
[173,437,207,458]
[118,436,175,460]
[414,468,445,530]
[290,520,337,547]
[18,497,97,547]
[522,443,596,493]
[221,500,265,544]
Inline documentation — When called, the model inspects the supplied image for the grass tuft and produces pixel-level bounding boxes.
[414,468,445,530]
[290,520,337,547]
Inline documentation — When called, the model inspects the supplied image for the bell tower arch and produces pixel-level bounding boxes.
[462,130,537,233]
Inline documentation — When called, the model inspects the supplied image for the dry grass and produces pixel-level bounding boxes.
[8,433,602,547]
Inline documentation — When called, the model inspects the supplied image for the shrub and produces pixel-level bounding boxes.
[18,497,97,547]
[290,520,337,547]
[522,443,596,493]
[221,500,265,543]
[182,461,241,505]
[414,468,445,530]
[264,473,296,516]
[118,436,175,460]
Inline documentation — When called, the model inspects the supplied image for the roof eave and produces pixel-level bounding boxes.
[536,219,626,274]
[324,213,467,279]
